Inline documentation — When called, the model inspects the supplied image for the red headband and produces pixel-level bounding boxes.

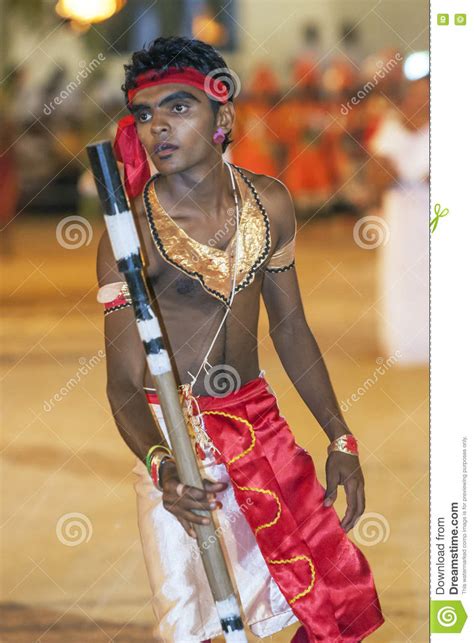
[126,66,230,104]
[114,67,229,198]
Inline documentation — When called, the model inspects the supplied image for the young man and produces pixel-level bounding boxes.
[97,37,384,642]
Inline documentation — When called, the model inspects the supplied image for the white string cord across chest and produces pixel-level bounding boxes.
[181,162,241,457]
[186,160,241,392]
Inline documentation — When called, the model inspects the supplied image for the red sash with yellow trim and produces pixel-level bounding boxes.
[192,376,384,643]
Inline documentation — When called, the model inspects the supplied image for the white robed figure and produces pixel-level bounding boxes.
[369,76,429,365]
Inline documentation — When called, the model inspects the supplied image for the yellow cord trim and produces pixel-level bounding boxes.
[237,485,282,533]
[200,409,316,603]
[200,410,256,465]
[267,556,316,604]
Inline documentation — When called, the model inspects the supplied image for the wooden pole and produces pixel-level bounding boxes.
[87,141,247,641]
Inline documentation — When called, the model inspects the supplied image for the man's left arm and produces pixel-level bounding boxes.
[260,179,365,532]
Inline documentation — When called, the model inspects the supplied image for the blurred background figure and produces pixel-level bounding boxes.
[339,22,365,68]
[291,22,322,94]
[280,95,333,218]
[230,62,280,176]
[368,68,429,364]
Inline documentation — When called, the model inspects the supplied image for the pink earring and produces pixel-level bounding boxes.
[213,127,226,144]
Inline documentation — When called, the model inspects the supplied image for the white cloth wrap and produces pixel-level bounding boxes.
[96,281,126,303]
[215,595,247,641]
[132,399,298,642]
[105,208,141,261]
[136,316,171,375]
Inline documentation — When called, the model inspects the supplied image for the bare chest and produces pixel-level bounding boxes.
[136,163,272,308]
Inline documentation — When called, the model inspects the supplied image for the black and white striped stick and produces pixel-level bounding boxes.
[87,141,247,642]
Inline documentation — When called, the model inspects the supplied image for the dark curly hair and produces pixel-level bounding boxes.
[123,36,234,152]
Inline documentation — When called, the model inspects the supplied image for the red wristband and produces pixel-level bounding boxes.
[327,433,359,456]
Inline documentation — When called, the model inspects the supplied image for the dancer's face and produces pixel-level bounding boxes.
[130,83,233,174]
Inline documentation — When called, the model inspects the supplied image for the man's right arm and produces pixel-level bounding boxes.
[96,230,167,463]
[96,230,225,537]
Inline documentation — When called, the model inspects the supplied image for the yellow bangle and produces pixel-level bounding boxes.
[146,444,172,472]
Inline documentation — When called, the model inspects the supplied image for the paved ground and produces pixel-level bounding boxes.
[1,215,428,641]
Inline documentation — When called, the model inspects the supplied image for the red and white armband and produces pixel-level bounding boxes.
[97,281,133,315]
